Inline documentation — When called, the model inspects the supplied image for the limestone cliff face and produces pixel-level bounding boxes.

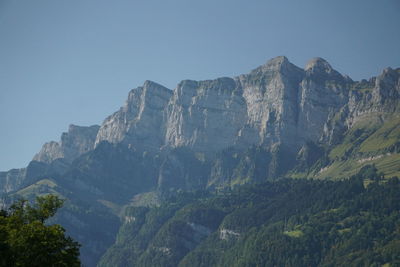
[0,168,26,193]
[346,67,400,127]
[33,142,63,164]
[33,124,100,163]
[372,67,400,107]
[25,57,400,172]
[165,78,247,152]
[299,58,349,144]
[95,80,173,151]
[236,56,305,149]
[164,56,350,153]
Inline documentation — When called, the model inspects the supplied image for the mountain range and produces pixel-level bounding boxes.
[1,56,399,266]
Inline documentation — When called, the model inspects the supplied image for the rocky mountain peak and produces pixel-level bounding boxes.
[143,80,172,94]
[33,124,100,164]
[253,56,303,76]
[263,56,289,69]
[378,67,399,85]
[124,80,171,111]
[372,66,400,107]
[95,80,172,150]
[305,57,332,72]
[303,57,346,89]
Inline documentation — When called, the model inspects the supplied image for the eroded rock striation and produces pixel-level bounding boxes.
[95,80,172,151]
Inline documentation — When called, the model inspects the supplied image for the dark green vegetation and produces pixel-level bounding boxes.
[98,166,400,267]
[0,195,80,267]
[308,116,400,180]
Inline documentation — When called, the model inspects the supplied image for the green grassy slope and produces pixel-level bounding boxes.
[313,115,400,179]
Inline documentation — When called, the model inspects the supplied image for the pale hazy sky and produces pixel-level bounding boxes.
[1,0,399,170]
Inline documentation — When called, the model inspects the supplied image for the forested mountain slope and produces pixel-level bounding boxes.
[99,166,400,267]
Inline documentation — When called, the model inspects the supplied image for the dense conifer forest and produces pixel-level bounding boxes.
[98,165,400,266]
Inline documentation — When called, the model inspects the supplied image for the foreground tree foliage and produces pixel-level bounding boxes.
[0,195,80,267]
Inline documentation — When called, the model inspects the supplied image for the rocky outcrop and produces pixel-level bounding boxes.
[345,67,400,128]
[236,56,304,148]
[95,80,172,151]
[372,67,400,107]
[165,77,246,152]
[32,141,63,163]
[299,58,349,144]
[33,124,100,163]
[0,168,26,193]
[164,56,350,153]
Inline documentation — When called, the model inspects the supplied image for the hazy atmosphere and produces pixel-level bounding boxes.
[1,0,399,170]
[1,1,400,266]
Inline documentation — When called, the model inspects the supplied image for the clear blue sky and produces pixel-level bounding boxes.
[0,0,399,171]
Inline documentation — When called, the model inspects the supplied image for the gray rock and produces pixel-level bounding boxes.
[90,56,371,157]
[163,56,350,154]
[300,57,349,144]
[237,56,305,149]
[95,80,173,151]
[345,67,400,128]
[33,124,100,163]
[0,168,26,193]
[165,77,246,152]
